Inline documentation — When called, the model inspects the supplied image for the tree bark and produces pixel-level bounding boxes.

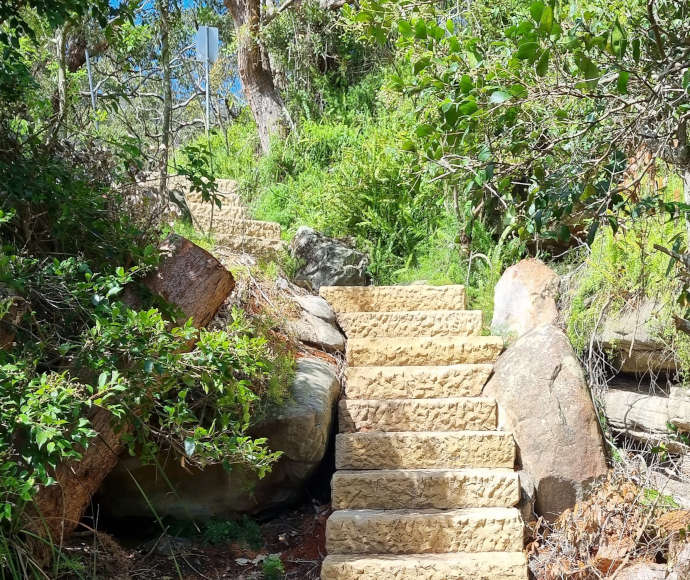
[224,0,288,154]
[157,0,173,198]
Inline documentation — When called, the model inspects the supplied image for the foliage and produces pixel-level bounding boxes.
[202,516,264,549]
[262,554,285,580]
[566,174,690,379]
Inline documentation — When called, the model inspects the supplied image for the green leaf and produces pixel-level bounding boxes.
[632,38,640,62]
[586,221,599,246]
[536,49,550,76]
[415,124,434,137]
[414,20,427,39]
[539,5,553,34]
[616,70,630,94]
[530,1,545,22]
[398,21,413,38]
[446,19,455,33]
[460,74,473,94]
[516,42,539,61]
[489,90,511,104]
[413,56,431,75]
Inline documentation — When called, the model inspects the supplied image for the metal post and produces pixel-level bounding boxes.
[85,48,98,128]
[205,32,210,136]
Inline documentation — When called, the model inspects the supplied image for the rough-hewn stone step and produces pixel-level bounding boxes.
[338,398,496,433]
[321,552,528,580]
[336,431,515,470]
[326,507,524,555]
[185,191,243,205]
[213,234,284,259]
[320,285,466,313]
[188,200,249,221]
[331,468,519,510]
[346,336,503,367]
[337,310,482,338]
[345,364,493,399]
[209,218,281,239]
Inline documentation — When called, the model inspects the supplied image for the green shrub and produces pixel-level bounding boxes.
[202,516,264,549]
[262,554,285,580]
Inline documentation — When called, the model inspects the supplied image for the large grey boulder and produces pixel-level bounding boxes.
[286,295,345,353]
[491,258,559,341]
[290,227,369,291]
[599,299,677,374]
[483,324,608,520]
[97,358,341,519]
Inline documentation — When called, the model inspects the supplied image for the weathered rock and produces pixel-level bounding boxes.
[98,358,340,518]
[346,336,503,367]
[599,299,677,374]
[321,553,528,580]
[483,324,608,520]
[294,294,336,323]
[291,227,370,291]
[338,397,497,433]
[337,310,482,338]
[285,310,345,353]
[331,468,519,510]
[345,364,493,400]
[615,563,669,580]
[321,284,467,313]
[325,507,524,554]
[491,258,559,340]
[336,431,516,470]
[129,235,235,327]
[602,381,690,449]
[517,470,537,522]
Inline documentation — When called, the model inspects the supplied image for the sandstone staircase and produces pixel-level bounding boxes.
[318,285,528,580]
[185,187,284,261]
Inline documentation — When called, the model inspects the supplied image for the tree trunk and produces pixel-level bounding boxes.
[683,168,690,246]
[225,0,288,154]
[157,0,173,198]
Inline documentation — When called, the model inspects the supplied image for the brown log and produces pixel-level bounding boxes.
[26,236,234,562]
[129,234,235,327]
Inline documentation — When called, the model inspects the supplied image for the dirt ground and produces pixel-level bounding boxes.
[61,500,330,579]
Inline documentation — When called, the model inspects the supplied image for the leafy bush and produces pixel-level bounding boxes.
[202,516,264,549]
[262,554,285,579]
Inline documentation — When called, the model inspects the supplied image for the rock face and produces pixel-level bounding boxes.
[483,324,608,520]
[286,310,345,353]
[599,299,677,374]
[491,258,559,340]
[291,227,369,291]
[98,358,341,518]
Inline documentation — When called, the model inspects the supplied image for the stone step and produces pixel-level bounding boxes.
[345,364,493,399]
[321,552,528,580]
[207,218,281,239]
[185,190,243,205]
[336,431,515,470]
[188,200,249,221]
[338,398,496,433]
[346,336,503,367]
[213,234,284,259]
[325,507,524,555]
[331,468,519,510]
[320,285,466,313]
[337,310,482,338]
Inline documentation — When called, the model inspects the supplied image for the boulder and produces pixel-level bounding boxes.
[483,324,608,520]
[615,563,669,580]
[294,295,337,323]
[491,258,559,341]
[599,299,677,374]
[98,357,341,519]
[286,310,345,353]
[290,227,369,291]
